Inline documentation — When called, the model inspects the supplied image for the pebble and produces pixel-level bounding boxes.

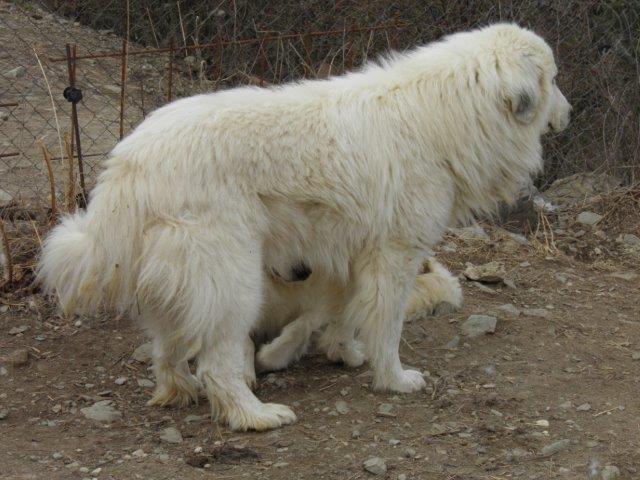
[559,400,573,410]
[80,400,122,422]
[0,410,8,420]
[498,303,521,316]
[351,428,361,439]
[115,377,127,385]
[444,335,460,349]
[388,438,400,446]
[52,452,63,460]
[576,403,592,412]
[184,414,203,423]
[8,325,29,335]
[462,315,497,338]
[273,462,290,468]
[631,352,640,361]
[131,342,153,363]
[90,467,102,475]
[363,456,387,475]
[377,403,395,417]
[601,465,620,480]
[464,261,506,283]
[335,400,349,415]
[619,233,640,246]
[0,366,7,376]
[160,426,183,444]
[522,308,549,318]
[137,378,155,388]
[535,419,549,427]
[403,448,416,458]
[132,449,146,458]
[539,439,570,456]
[6,348,29,366]
[576,211,602,226]
[5,66,27,78]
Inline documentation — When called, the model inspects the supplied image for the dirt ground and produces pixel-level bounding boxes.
[1,197,639,480]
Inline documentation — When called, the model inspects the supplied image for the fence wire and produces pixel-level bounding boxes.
[1,0,639,208]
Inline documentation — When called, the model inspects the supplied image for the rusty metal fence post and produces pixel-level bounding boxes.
[64,43,87,204]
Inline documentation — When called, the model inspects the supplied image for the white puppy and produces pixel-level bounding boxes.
[38,23,570,431]
[254,257,462,374]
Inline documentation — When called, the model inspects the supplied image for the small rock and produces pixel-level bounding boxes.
[131,342,153,363]
[8,325,29,335]
[576,403,592,412]
[115,377,127,385]
[335,400,349,415]
[132,449,146,458]
[462,315,497,338]
[522,308,549,318]
[0,410,8,420]
[535,419,549,427]
[403,448,416,458]
[559,401,573,410]
[363,456,387,475]
[6,348,29,367]
[137,378,155,388]
[52,452,63,460]
[585,440,599,448]
[498,303,521,316]
[601,465,620,480]
[505,447,531,462]
[160,426,183,444]
[5,66,27,78]
[377,403,395,417]
[90,467,102,475]
[184,414,203,423]
[351,428,361,439]
[539,439,571,456]
[0,109,9,121]
[388,438,400,446]
[618,233,640,247]
[0,366,7,376]
[273,461,290,468]
[398,475,407,480]
[632,352,640,361]
[80,400,122,422]
[464,261,506,283]
[576,211,602,226]
[444,335,460,350]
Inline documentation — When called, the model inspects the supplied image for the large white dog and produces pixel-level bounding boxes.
[38,23,570,431]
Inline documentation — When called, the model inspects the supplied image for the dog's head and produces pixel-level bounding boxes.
[481,24,571,135]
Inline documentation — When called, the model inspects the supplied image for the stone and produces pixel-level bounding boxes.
[0,366,7,376]
[601,465,620,480]
[52,452,63,460]
[632,352,640,361]
[8,325,29,335]
[131,342,153,363]
[5,66,26,78]
[184,414,203,423]
[6,348,29,366]
[388,438,400,446]
[462,315,497,338]
[0,189,12,205]
[137,378,155,388]
[160,426,183,444]
[335,400,349,415]
[0,410,8,420]
[115,377,127,385]
[0,109,8,121]
[498,303,521,316]
[576,211,602,226]
[363,457,387,475]
[620,233,640,246]
[576,403,591,412]
[80,400,122,422]
[444,335,460,350]
[522,308,549,318]
[403,448,416,458]
[464,262,506,284]
[398,475,407,480]
[608,272,638,281]
[539,439,570,456]
[377,403,395,417]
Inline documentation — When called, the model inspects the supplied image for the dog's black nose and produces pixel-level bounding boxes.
[290,263,312,281]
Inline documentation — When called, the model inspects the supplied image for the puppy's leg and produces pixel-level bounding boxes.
[243,337,257,389]
[318,321,365,368]
[255,310,325,373]
[344,246,426,393]
[405,258,463,321]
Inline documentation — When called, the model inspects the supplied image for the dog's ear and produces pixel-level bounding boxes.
[508,87,539,124]
[504,56,542,124]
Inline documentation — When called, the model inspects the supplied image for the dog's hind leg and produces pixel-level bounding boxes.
[317,321,365,368]
[137,214,295,431]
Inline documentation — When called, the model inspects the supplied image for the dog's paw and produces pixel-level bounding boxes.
[340,340,365,367]
[226,402,297,432]
[147,384,198,408]
[375,369,426,393]
[433,300,458,316]
[255,344,288,373]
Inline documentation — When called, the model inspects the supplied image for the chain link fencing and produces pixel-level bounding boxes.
[1,0,639,210]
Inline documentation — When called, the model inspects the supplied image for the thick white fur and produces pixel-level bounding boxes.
[38,24,570,430]
[255,257,463,373]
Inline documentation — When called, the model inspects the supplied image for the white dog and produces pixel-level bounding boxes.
[38,23,570,431]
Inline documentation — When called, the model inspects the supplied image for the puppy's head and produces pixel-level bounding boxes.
[484,24,571,134]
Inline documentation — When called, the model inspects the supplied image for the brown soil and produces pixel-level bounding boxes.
[1,216,639,480]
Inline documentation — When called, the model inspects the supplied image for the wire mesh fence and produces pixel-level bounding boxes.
[1,0,639,209]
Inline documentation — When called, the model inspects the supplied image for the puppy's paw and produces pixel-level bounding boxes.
[433,300,458,316]
[340,340,365,367]
[255,343,288,373]
[374,369,426,393]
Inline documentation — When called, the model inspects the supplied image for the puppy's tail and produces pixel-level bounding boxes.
[37,159,143,314]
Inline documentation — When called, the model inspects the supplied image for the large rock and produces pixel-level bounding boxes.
[464,262,506,284]
[131,342,153,363]
[363,457,387,475]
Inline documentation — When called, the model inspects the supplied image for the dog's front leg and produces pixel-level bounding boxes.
[345,245,426,393]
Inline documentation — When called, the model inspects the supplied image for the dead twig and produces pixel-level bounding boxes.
[0,218,13,284]
[38,141,57,222]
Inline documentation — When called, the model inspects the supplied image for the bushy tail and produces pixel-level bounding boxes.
[37,159,143,315]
